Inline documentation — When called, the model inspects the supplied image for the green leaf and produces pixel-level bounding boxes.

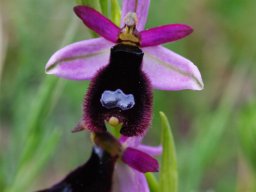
[145,172,159,192]
[159,112,178,192]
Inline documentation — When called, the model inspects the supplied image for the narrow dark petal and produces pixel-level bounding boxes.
[140,24,193,47]
[122,147,159,173]
[84,44,152,136]
[36,146,116,192]
[74,6,120,43]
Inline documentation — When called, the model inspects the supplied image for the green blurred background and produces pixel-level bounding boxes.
[0,0,256,191]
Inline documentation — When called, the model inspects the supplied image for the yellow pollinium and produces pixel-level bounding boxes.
[104,116,123,138]
[118,12,140,46]
[108,116,120,127]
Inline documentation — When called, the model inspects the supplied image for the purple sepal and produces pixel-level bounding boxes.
[74,6,120,43]
[143,46,204,90]
[45,37,113,80]
[120,136,162,156]
[140,24,193,47]
[119,135,142,146]
[122,147,159,173]
[121,0,150,31]
[137,145,162,156]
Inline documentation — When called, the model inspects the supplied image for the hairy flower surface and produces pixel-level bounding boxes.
[46,0,203,136]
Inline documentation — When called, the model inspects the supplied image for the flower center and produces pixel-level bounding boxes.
[118,12,140,46]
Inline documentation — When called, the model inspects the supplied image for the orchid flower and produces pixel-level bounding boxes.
[38,133,161,192]
[45,0,203,136]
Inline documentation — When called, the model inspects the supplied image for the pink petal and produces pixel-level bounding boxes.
[121,0,150,31]
[119,135,143,147]
[112,162,149,192]
[143,46,204,90]
[140,24,193,47]
[120,136,162,156]
[122,147,159,173]
[137,145,162,156]
[74,6,120,43]
[46,37,113,80]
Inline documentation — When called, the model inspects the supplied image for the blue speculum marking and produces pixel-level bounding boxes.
[100,89,135,111]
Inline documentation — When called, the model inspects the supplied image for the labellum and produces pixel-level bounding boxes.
[83,13,152,136]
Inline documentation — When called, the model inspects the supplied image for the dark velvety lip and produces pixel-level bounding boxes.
[83,43,152,136]
[36,146,116,192]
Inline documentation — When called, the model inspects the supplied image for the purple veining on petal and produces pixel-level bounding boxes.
[122,147,159,173]
[121,0,150,31]
[74,6,120,43]
[112,162,149,192]
[143,46,204,90]
[46,37,113,80]
[140,24,193,47]
[137,145,162,156]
